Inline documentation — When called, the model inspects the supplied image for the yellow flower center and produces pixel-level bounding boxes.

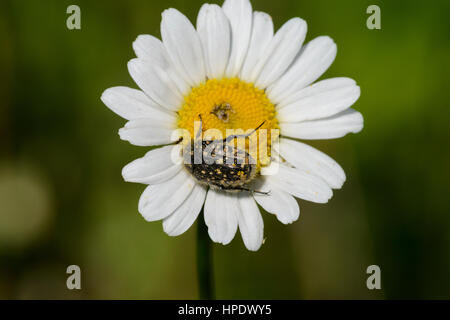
[177,78,279,170]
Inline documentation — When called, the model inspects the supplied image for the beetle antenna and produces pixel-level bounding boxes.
[195,114,203,140]
[250,121,266,134]
[225,120,266,142]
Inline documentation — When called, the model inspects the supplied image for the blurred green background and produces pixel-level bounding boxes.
[1,0,449,299]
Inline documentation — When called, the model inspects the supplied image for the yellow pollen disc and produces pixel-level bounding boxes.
[177,78,279,170]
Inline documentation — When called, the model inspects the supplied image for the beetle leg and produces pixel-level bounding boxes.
[234,187,271,195]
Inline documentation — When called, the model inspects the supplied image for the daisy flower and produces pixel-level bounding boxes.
[101,0,363,251]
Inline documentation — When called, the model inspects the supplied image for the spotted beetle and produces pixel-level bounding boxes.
[182,115,269,194]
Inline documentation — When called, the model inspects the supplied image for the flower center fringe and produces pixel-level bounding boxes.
[177,78,279,169]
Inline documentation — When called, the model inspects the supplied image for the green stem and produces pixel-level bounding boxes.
[197,207,214,300]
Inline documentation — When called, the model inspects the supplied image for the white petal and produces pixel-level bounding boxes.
[101,86,176,121]
[270,163,333,204]
[279,138,346,189]
[128,58,182,111]
[161,8,206,87]
[254,18,307,89]
[253,178,300,224]
[222,0,253,77]
[122,145,182,185]
[239,11,274,82]
[138,170,196,222]
[281,108,364,140]
[267,36,337,104]
[132,35,190,96]
[133,34,168,68]
[197,4,231,79]
[278,78,360,122]
[163,183,207,236]
[237,192,264,251]
[118,118,174,146]
[204,189,238,245]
